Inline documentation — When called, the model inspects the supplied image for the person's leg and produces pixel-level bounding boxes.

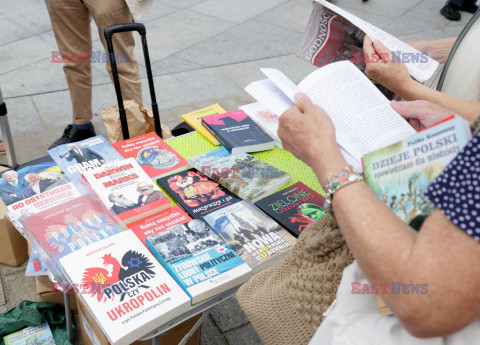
[84,0,143,105]
[45,0,96,148]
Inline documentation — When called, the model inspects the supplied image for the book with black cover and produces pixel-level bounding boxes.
[255,182,326,237]
[202,110,275,154]
[157,169,241,218]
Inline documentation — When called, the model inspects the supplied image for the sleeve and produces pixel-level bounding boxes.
[424,130,480,242]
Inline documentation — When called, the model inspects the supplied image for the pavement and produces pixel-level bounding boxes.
[0,0,472,344]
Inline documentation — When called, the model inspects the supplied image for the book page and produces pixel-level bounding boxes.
[260,68,302,102]
[316,0,439,82]
[298,61,416,159]
[245,79,295,116]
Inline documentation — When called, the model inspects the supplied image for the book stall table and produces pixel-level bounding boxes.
[59,131,324,344]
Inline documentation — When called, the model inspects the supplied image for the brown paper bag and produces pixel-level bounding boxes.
[101,100,172,144]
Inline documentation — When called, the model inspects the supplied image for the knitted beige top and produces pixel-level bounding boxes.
[237,214,354,345]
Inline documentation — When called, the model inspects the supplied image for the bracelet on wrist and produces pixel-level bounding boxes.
[323,165,364,212]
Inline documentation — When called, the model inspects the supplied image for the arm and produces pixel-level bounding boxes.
[363,36,480,121]
[278,95,480,337]
[408,37,457,64]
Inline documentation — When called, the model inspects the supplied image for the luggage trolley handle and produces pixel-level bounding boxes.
[104,23,162,139]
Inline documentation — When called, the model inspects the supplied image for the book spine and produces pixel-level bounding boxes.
[201,119,231,148]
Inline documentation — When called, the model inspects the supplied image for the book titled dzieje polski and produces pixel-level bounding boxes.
[146,219,251,304]
[363,116,472,226]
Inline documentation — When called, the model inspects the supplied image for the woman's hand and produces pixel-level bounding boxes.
[363,36,415,97]
[391,100,455,132]
[278,93,347,185]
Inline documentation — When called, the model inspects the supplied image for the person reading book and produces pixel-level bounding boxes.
[363,36,480,120]
[277,93,480,343]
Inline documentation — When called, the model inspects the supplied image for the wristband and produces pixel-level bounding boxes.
[323,165,364,211]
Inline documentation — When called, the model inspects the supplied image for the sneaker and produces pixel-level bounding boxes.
[48,124,73,149]
[69,123,96,143]
[460,2,479,13]
[441,3,461,20]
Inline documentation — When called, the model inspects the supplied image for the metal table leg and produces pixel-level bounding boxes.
[64,293,73,342]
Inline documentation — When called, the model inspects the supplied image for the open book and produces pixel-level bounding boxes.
[245,61,417,172]
[296,0,439,98]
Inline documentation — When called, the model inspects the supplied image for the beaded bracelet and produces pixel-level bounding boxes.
[323,165,364,211]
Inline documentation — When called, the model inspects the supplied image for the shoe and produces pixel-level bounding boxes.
[69,123,96,143]
[441,3,461,20]
[460,2,479,13]
[48,124,73,149]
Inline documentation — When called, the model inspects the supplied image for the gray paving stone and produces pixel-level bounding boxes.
[397,25,466,42]
[333,8,397,29]
[8,2,52,35]
[32,90,73,127]
[0,36,56,76]
[224,324,264,345]
[0,15,33,47]
[0,58,69,98]
[4,96,46,137]
[141,3,178,22]
[338,0,423,18]
[191,0,289,23]
[219,54,316,89]
[255,0,317,33]
[209,297,250,332]
[383,14,447,37]
[174,67,244,101]
[200,315,228,345]
[176,20,302,67]
[147,74,205,110]
[11,133,50,165]
[147,55,202,78]
[0,260,28,277]
[2,271,40,311]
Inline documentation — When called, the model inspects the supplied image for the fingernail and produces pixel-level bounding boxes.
[294,92,306,102]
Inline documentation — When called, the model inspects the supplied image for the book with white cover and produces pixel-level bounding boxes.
[82,158,171,224]
[60,230,191,345]
[245,61,417,172]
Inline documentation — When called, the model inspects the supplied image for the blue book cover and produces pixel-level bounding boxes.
[47,135,123,184]
[146,219,251,304]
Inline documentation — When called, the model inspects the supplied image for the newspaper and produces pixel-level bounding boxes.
[296,0,439,99]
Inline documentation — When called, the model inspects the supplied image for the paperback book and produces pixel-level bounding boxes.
[239,102,281,147]
[59,230,191,345]
[7,182,81,237]
[112,132,188,179]
[82,158,171,224]
[203,200,296,273]
[128,205,191,246]
[255,182,326,237]
[48,135,123,185]
[202,110,275,154]
[22,194,123,279]
[189,147,291,202]
[363,116,472,226]
[157,169,241,218]
[180,104,227,145]
[3,323,55,345]
[146,219,252,304]
[0,155,68,207]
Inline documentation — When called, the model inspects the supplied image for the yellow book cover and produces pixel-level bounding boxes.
[180,104,226,145]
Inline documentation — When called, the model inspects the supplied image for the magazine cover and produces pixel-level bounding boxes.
[7,182,81,237]
[82,158,171,224]
[189,147,291,202]
[203,200,296,273]
[0,156,68,207]
[112,132,188,179]
[295,1,398,100]
[157,169,241,218]
[60,230,190,345]
[363,116,471,226]
[47,135,123,184]
[3,322,55,345]
[128,205,191,246]
[146,219,251,303]
[255,182,326,237]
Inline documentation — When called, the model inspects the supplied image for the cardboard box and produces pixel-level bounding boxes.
[35,275,77,312]
[0,193,27,266]
[77,297,201,345]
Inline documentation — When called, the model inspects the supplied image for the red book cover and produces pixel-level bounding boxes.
[112,132,188,179]
[128,205,192,245]
[22,194,124,260]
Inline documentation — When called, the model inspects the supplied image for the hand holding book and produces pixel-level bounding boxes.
[390,100,456,132]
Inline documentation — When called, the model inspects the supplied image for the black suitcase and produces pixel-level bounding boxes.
[104,23,163,139]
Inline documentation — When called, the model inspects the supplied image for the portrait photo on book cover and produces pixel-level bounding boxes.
[147,220,223,263]
[108,182,165,214]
